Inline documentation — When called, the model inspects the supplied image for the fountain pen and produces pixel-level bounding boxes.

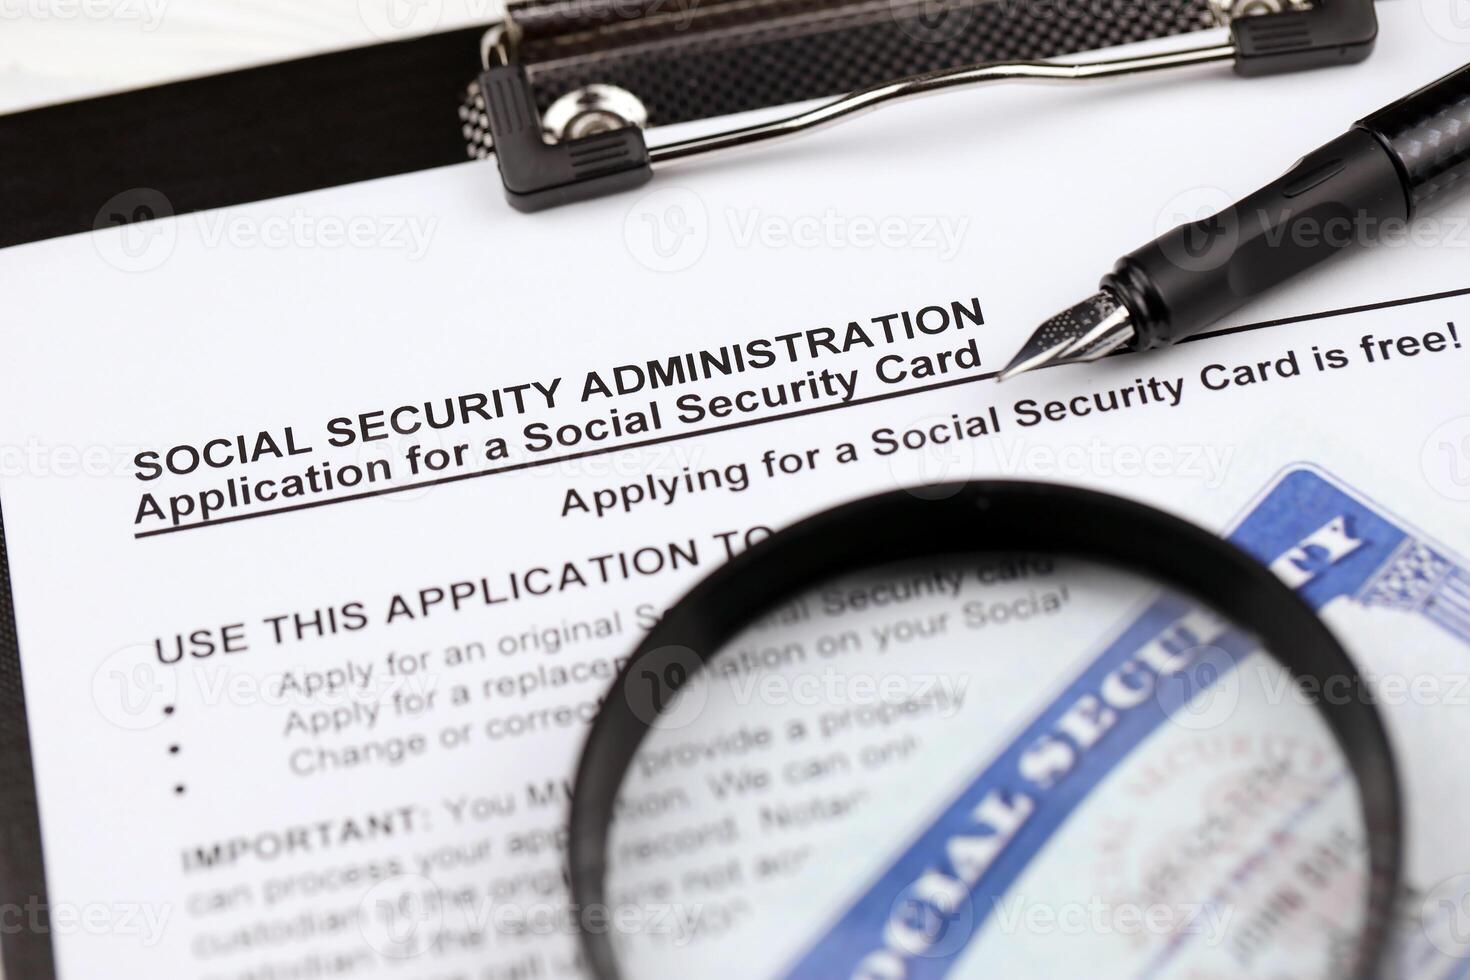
[999,62,1470,381]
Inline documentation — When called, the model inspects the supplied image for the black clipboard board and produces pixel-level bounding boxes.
[0,0,1219,972]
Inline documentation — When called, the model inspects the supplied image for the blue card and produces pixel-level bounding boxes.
[782,465,1470,979]
[1230,466,1470,645]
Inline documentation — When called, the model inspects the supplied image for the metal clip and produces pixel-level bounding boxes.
[476,27,653,212]
[475,0,1375,211]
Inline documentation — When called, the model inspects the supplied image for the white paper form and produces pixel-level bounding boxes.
[2,2,1470,976]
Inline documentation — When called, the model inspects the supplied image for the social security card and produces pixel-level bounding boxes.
[777,465,1470,980]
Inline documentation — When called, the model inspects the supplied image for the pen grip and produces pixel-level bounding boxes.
[1103,128,1408,350]
[1360,63,1470,214]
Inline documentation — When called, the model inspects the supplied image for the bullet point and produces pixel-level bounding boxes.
[163,705,175,716]
[168,745,179,755]
[174,785,185,795]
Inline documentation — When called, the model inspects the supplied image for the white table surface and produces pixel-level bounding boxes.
[0,0,503,114]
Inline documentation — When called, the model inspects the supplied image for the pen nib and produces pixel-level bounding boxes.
[996,291,1136,382]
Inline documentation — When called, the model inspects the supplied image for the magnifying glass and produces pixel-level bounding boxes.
[567,482,1402,979]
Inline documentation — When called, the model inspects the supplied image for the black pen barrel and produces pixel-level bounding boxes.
[1360,63,1470,213]
[1103,129,1406,350]
[1105,62,1470,351]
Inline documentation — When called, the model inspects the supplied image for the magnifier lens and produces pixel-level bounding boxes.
[600,553,1369,978]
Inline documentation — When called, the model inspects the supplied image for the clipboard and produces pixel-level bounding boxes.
[0,0,1379,974]
[0,0,1250,248]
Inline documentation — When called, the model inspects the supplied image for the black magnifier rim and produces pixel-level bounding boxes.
[568,480,1402,979]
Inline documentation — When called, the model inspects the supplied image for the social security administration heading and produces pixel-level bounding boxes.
[132,298,984,484]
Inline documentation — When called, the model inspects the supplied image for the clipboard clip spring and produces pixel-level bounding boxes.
[474,0,1375,212]
[476,29,656,211]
